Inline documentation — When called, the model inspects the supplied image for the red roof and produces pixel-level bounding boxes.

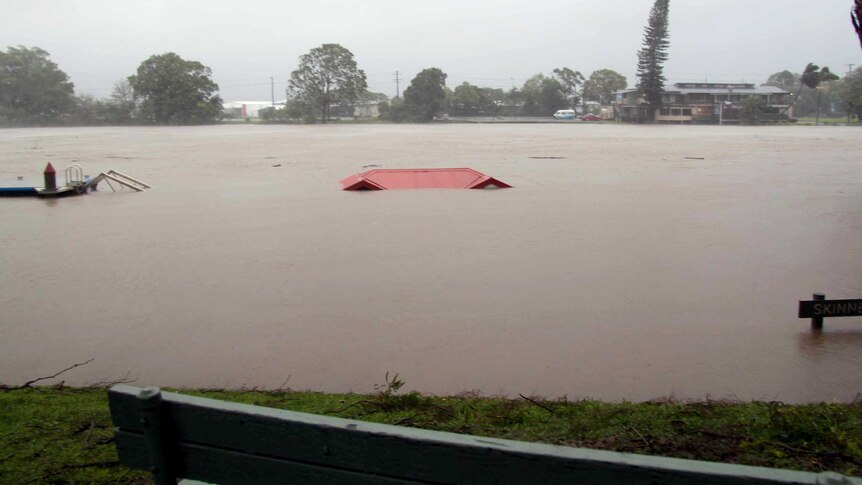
[340,168,511,191]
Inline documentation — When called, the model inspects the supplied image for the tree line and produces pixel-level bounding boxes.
[0,42,628,126]
[372,67,628,122]
[0,47,222,126]
[2,0,861,127]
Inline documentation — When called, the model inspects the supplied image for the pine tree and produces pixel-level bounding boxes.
[636,0,670,122]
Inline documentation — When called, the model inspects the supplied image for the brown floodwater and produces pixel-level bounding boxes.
[1,124,861,402]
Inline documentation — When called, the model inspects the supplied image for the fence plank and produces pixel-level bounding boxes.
[115,431,418,485]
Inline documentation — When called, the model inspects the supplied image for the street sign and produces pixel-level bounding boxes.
[799,293,862,329]
[798,299,862,318]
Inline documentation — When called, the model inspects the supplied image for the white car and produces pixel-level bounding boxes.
[553,109,577,120]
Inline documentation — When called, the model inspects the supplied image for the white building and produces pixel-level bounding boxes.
[223,101,285,119]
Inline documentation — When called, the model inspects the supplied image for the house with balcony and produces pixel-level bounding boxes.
[614,83,792,124]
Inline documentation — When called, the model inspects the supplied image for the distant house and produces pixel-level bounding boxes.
[614,83,792,124]
[353,102,380,119]
[222,101,284,119]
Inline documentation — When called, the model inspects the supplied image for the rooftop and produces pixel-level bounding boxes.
[340,168,511,191]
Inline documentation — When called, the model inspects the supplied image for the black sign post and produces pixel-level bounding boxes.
[798,293,862,329]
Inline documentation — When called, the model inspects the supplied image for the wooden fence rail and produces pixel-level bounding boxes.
[108,385,859,484]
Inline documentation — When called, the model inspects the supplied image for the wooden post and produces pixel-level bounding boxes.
[812,293,825,330]
[137,387,176,485]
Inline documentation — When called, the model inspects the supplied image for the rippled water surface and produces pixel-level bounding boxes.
[1,124,861,402]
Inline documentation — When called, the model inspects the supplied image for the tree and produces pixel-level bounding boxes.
[801,63,839,91]
[129,53,222,124]
[284,98,318,123]
[450,82,481,115]
[378,97,410,122]
[0,46,75,125]
[403,68,447,121]
[478,87,505,116]
[765,70,814,116]
[360,91,390,104]
[773,63,839,118]
[72,94,109,125]
[842,67,862,121]
[583,69,628,105]
[107,79,136,123]
[521,74,568,116]
[635,0,671,121]
[288,44,367,122]
[552,67,584,110]
[448,83,505,117]
[740,96,767,124]
[766,70,796,92]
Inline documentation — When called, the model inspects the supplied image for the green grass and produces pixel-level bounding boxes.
[795,116,860,124]
[3,384,862,483]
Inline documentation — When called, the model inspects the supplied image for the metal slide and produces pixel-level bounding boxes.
[84,170,152,192]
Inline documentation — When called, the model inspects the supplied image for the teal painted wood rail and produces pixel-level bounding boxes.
[108,385,859,485]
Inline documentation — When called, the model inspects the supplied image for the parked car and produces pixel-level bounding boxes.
[553,109,577,120]
[580,114,602,121]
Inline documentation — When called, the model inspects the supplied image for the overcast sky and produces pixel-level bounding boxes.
[2,0,860,101]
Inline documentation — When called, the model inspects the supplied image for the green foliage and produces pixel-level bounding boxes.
[740,96,768,124]
[478,87,506,113]
[71,94,109,125]
[373,372,405,396]
[552,67,585,109]
[378,98,411,122]
[451,82,481,113]
[769,64,841,118]
[765,70,814,117]
[3,386,862,482]
[584,69,628,105]
[361,91,391,104]
[403,67,448,121]
[0,387,148,484]
[635,0,671,121]
[288,44,367,122]
[107,79,136,124]
[521,74,568,116]
[285,98,319,123]
[841,67,862,121]
[0,45,75,125]
[448,82,504,116]
[129,52,222,124]
[800,63,839,90]
[766,70,797,92]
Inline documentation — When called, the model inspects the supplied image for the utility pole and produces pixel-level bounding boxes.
[394,71,401,99]
[847,64,855,124]
[271,77,275,108]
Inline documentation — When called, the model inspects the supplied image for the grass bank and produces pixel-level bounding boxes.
[795,116,860,125]
[2,383,862,483]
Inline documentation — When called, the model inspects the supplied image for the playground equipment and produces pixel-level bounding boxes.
[84,169,151,192]
[0,163,150,198]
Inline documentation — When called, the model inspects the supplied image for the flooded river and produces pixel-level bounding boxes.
[1,124,861,402]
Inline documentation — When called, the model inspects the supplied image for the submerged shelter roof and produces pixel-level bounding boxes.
[340,168,511,191]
